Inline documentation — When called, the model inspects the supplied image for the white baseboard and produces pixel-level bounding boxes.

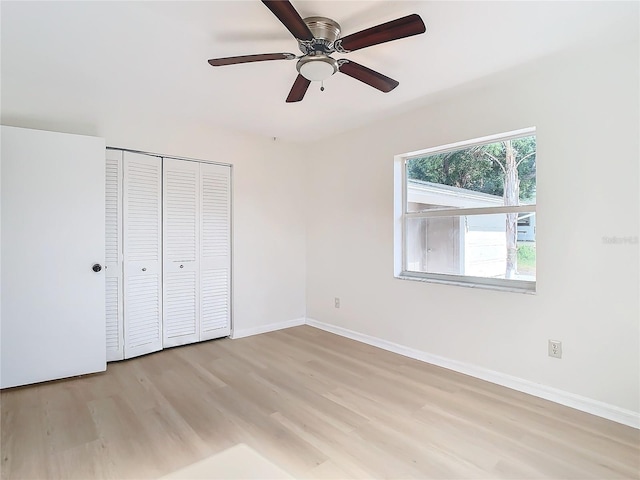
[231,317,305,340]
[305,318,640,430]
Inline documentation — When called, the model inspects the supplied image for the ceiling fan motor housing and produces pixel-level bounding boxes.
[298,17,341,54]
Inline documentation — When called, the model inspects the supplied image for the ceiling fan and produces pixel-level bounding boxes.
[208,0,426,103]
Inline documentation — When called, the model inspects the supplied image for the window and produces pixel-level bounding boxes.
[394,128,536,293]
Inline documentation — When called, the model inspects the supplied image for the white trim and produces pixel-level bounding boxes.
[393,159,405,277]
[398,271,536,294]
[231,318,305,340]
[305,318,640,429]
[406,204,536,219]
[402,127,536,159]
[106,146,232,168]
[396,274,536,294]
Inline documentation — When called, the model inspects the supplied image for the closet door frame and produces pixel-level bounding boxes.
[108,148,233,360]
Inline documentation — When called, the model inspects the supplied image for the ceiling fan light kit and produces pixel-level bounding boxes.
[297,55,338,82]
[208,0,426,102]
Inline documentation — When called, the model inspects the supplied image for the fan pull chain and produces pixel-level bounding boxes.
[320,81,325,92]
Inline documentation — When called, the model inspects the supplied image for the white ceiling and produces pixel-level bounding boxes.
[1,1,638,143]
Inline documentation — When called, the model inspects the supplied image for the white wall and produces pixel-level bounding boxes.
[304,39,639,416]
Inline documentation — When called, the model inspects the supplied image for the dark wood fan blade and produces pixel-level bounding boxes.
[338,61,399,92]
[286,74,311,102]
[262,1,314,41]
[338,14,425,52]
[208,53,296,66]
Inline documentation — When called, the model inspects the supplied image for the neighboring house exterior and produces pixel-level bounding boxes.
[406,180,508,278]
[517,212,536,242]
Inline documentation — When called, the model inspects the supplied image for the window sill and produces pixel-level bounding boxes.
[395,273,536,295]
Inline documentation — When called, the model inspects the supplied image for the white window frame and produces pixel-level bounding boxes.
[393,127,536,294]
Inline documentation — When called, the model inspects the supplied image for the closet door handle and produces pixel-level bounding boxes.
[141,267,147,272]
[179,265,184,269]
[92,263,102,273]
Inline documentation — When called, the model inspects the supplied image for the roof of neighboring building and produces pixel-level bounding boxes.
[407,179,503,208]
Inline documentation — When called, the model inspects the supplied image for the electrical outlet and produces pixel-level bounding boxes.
[548,340,562,359]
[334,297,340,309]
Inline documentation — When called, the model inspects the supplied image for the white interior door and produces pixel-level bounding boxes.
[105,149,124,361]
[200,162,231,340]
[0,126,106,388]
[123,152,162,359]
[163,158,199,347]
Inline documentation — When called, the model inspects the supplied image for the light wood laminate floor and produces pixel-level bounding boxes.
[1,326,639,479]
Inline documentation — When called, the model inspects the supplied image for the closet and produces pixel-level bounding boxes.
[106,149,231,361]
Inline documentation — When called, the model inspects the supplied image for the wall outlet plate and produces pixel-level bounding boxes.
[334,297,340,308]
[548,340,562,359]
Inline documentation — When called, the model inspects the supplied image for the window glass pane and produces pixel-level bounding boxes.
[406,135,536,212]
[405,213,536,281]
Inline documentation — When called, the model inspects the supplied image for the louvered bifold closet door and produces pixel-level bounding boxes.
[200,163,231,340]
[123,152,163,359]
[163,158,200,347]
[105,149,124,361]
